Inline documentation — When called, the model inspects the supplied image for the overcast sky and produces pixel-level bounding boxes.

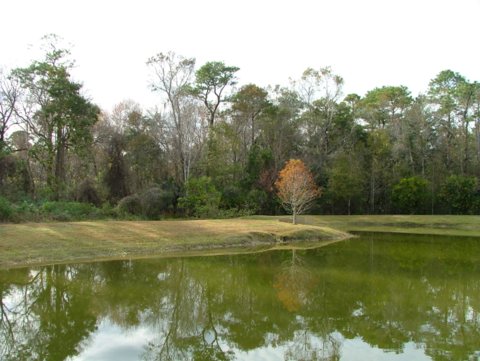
[2,0,479,111]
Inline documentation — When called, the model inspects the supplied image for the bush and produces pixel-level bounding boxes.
[140,187,174,219]
[100,202,117,218]
[220,185,244,209]
[178,177,221,218]
[245,189,267,214]
[0,197,14,222]
[440,175,478,214]
[12,201,41,222]
[392,176,430,214]
[40,201,103,221]
[117,194,142,216]
[116,187,175,219]
[216,207,256,219]
[77,179,101,207]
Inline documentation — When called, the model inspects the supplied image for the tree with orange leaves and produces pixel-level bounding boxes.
[275,159,321,224]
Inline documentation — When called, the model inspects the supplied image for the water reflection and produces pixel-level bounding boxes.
[1,233,480,360]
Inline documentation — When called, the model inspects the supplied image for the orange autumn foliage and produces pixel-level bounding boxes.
[274,273,302,312]
[275,159,321,224]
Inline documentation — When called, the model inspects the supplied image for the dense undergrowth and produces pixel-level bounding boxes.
[0,196,255,223]
[0,198,113,223]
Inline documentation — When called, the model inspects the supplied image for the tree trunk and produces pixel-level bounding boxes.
[251,115,255,146]
[54,138,67,200]
[370,171,375,214]
[292,209,297,225]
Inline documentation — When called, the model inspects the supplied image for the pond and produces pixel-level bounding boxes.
[1,233,480,361]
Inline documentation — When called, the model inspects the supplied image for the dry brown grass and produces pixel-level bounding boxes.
[0,218,349,269]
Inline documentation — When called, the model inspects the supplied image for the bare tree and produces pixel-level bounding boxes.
[294,67,344,167]
[147,52,206,184]
[108,99,143,132]
[0,69,21,151]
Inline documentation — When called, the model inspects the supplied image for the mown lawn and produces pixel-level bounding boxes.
[274,214,480,237]
[0,218,348,269]
[3,215,479,269]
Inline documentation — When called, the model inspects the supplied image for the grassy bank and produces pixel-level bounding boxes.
[0,218,350,269]
[4,214,480,269]
[276,214,480,237]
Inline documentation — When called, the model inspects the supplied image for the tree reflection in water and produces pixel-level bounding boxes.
[0,265,97,361]
[275,250,341,361]
[274,249,313,312]
[142,260,234,361]
[0,233,479,360]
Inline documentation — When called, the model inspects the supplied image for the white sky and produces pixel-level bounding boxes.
[2,0,480,111]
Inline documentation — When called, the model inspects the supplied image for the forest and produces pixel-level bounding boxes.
[1,35,480,221]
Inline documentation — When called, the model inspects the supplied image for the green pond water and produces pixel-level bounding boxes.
[1,233,480,361]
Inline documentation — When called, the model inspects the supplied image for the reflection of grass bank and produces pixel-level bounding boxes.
[0,219,350,269]
[273,215,480,237]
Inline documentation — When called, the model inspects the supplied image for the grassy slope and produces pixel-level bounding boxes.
[0,219,349,269]
[276,214,480,237]
[3,214,480,269]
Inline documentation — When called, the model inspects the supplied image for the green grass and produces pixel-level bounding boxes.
[273,214,480,237]
[0,218,349,269]
[3,214,480,269]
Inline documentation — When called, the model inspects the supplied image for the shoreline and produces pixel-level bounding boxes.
[0,218,351,269]
[3,214,480,269]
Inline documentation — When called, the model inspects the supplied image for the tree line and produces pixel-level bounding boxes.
[1,35,480,220]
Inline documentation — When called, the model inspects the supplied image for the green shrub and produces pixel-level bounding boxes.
[77,179,102,207]
[0,197,14,222]
[439,175,478,214]
[220,185,244,209]
[117,195,142,216]
[100,202,117,218]
[216,207,256,219]
[245,189,267,214]
[12,201,39,222]
[392,176,430,214]
[140,187,174,219]
[178,177,221,218]
[41,201,102,221]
